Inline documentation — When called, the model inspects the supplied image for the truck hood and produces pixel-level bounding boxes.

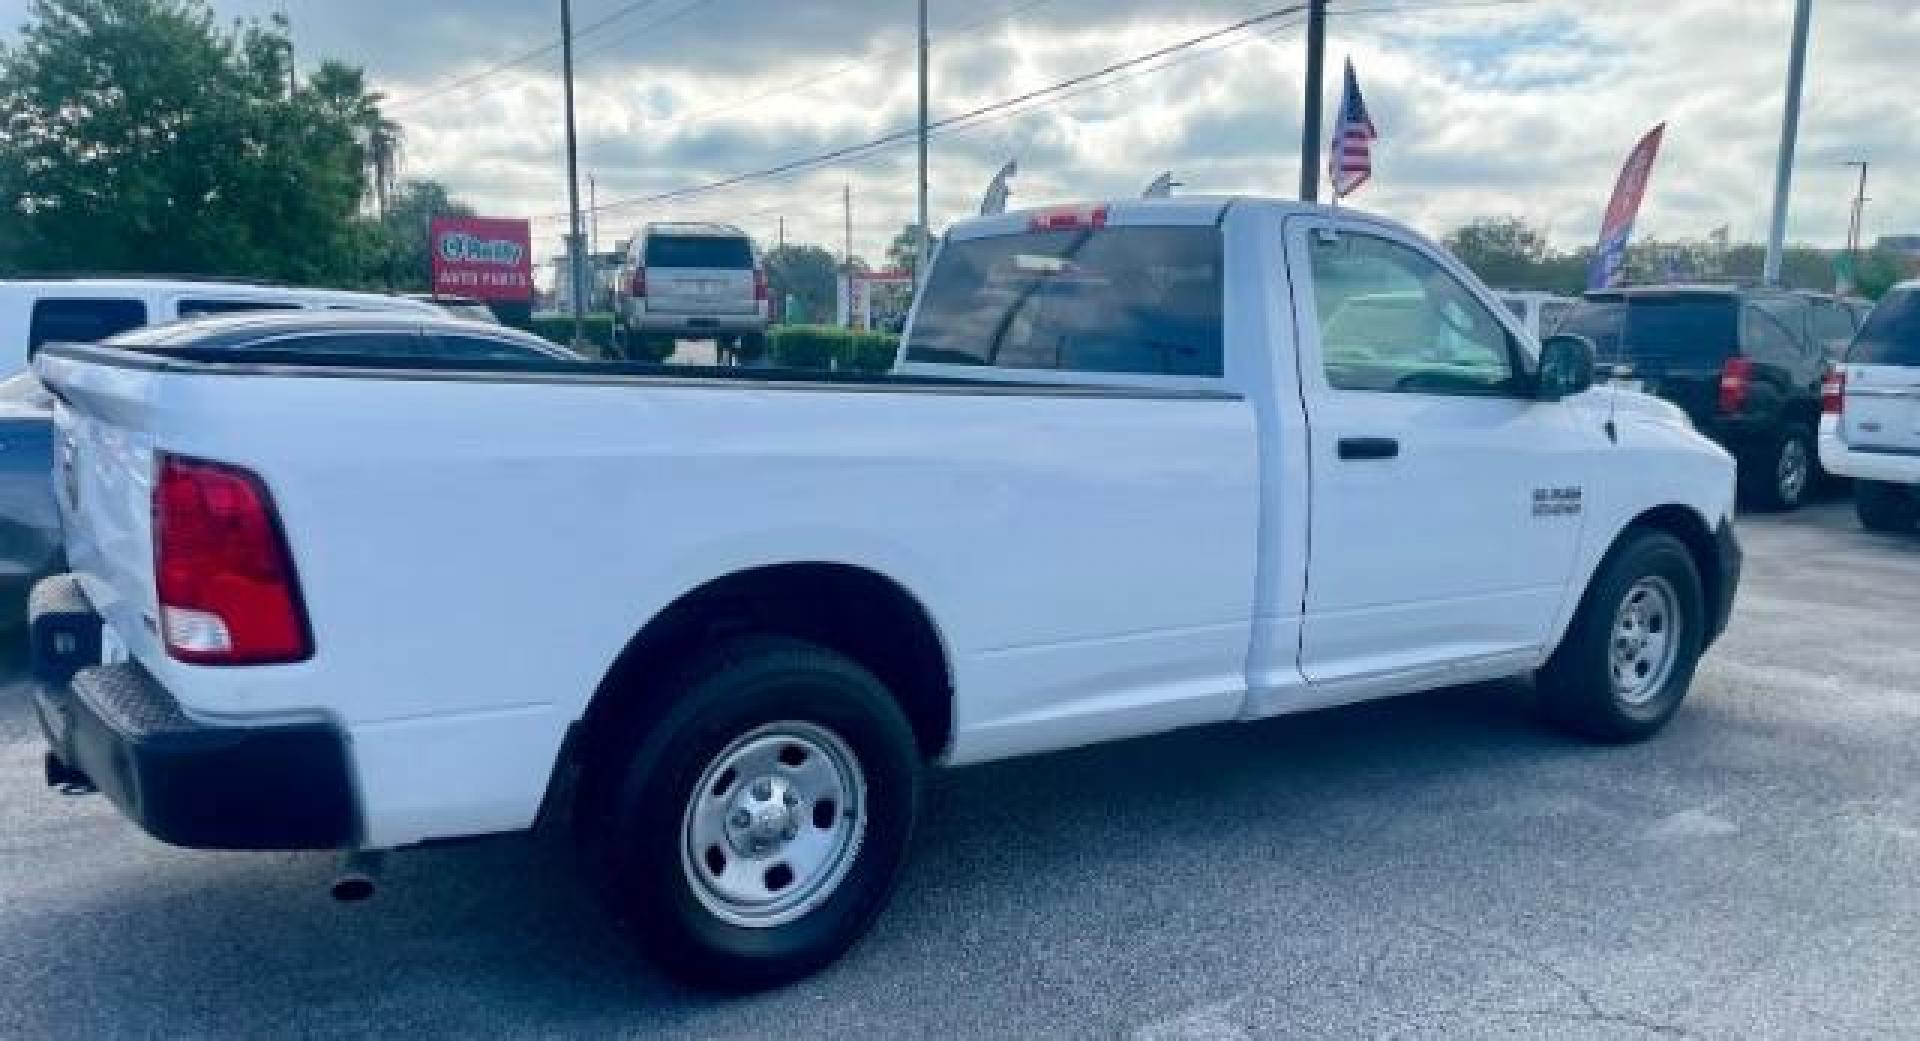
[1610,386,1693,430]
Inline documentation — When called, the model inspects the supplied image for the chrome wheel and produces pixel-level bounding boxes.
[681,721,866,929]
[1610,576,1681,706]
[1777,437,1810,504]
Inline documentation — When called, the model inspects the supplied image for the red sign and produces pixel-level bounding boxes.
[429,216,533,301]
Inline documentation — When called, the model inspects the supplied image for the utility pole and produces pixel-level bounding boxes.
[778,216,786,251]
[1763,0,1812,286]
[916,0,931,280]
[1843,160,1869,254]
[588,173,599,257]
[852,182,860,330]
[560,0,588,344]
[1298,0,1327,202]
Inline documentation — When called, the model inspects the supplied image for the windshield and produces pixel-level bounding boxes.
[1848,289,1920,366]
[1559,294,1737,364]
[904,225,1222,376]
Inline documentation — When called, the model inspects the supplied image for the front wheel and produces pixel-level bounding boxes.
[578,635,920,990]
[1538,530,1706,743]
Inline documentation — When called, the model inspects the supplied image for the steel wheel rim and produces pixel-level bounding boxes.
[1778,438,1809,502]
[680,720,867,929]
[1610,575,1682,706]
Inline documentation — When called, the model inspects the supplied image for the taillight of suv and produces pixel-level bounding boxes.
[753,267,769,303]
[628,267,647,298]
[1821,367,1847,415]
[153,453,312,665]
[1717,357,1754,414]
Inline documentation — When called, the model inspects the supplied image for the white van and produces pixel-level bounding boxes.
[0,278,442,375]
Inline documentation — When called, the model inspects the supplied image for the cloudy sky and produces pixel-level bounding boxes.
[7,0,1916,272]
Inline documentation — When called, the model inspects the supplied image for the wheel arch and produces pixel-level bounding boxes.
[572,562,955,773]
[1568,503,1729,652]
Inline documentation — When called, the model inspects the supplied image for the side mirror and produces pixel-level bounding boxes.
[1536,333,1597,401]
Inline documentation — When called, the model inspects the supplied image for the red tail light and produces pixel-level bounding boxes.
[1822,368,1847,414]
[628,266,646,298]
[154,454,311,665]
[1028,205,1109,232]
[1717,357,1754,414]
[753,267,769,303]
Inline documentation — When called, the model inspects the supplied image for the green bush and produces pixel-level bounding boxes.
[770,325,901,372]
[525,313,616,358]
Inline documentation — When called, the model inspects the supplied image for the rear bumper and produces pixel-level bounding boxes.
[621,305,766,336]
[1706,519,1742,648]
[1819,430,1920,485]
[29,575,359,851]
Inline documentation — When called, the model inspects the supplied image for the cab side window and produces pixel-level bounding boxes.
[1741,304,1798,363]
[29,298,148,351]
[1307,232,1521,396]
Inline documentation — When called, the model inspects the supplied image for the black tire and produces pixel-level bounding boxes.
[578,635,920,991]
[1538,530,1706,743]
[1740,424,1814,511]
[1856,480,1919,532]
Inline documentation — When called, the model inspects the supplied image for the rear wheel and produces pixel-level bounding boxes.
[1538,530,1705,743]
[1742,424,1814,511]
[1856,480,1919,532]
[578,635,920,990]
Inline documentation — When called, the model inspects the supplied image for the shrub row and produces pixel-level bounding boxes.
[769,325,900,373]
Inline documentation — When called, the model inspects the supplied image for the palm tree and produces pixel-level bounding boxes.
[305,60,404,218]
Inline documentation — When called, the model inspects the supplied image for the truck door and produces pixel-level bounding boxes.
[1284,216,1597,695]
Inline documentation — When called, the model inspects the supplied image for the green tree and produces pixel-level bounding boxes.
[1442,216,1551,290]
[763,244,841,323]
[885,223,925,277]
[0,0,393,284]
[372,178,474,291]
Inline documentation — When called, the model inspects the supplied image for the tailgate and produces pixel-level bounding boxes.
[1841,363,1920,453]
[648,266,756,315]
[37,350,160,656]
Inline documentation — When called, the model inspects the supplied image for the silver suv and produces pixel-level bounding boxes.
[614,222,768,361]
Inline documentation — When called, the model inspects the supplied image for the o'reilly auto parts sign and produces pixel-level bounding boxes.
[429,216,533,301]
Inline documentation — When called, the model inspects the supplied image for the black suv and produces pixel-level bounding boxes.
[1559,285,1829,510]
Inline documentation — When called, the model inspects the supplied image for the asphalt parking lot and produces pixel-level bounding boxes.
[2,499,1916,1039]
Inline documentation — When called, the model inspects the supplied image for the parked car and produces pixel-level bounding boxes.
[612,222,768,360]
[1495,290,1578,342]
[29,197,1738,989]
[0,312,576,625]
[1,277,446,376]
[1558,284,1827,510]
[402,293,501,324]
[1819,281,1920,531]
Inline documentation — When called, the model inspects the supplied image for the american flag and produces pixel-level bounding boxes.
[1328,58,1378,199]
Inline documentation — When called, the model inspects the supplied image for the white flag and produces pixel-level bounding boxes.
[979,159,1018,216]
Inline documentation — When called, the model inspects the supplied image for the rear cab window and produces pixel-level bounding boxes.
[30,298,149,352]
[1848,290,1920,367]
[175,298,302,319]
[904,224,1223,377]
[645,236,753,269]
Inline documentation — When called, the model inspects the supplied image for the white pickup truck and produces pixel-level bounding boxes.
[29,198,1740,989]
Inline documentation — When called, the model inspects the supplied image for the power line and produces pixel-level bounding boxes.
[385,0,673,111]
[567,2,1312,218]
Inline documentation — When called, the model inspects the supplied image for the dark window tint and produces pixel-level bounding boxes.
[1848,290,1920,366]
[1741,304,1798,362]
[1539,301,1574,336]
[250,333,422,357]
[177,299,301,318]
[1564,294,1737,365]
[29,298,148,350]
[1754,295,1811,355]
[428,333,559,361]
[644,236,753,269]
[905,226,1223,376]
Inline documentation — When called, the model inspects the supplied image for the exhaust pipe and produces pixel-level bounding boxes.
[330,850,386,902]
